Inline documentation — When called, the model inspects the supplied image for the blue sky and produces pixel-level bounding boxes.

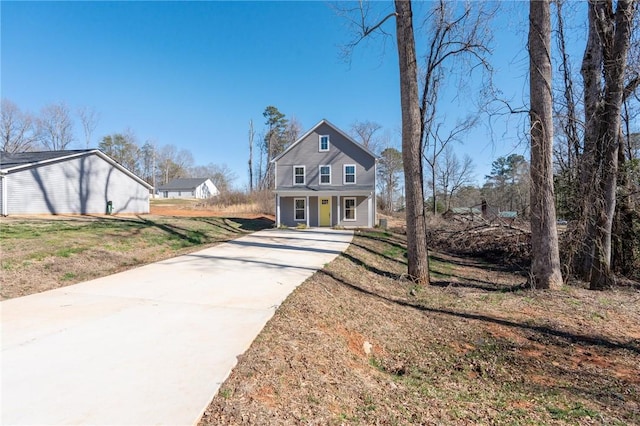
[1,1,583,188]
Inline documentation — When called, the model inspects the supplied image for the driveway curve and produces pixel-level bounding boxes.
[1,228,353,425]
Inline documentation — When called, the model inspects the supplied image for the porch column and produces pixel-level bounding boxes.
[306,195,309,227]
[337,195,341,227]
[368,193,373,227]
[276,194,280,227]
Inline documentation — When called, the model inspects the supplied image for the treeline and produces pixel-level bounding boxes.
[0,99,236,191]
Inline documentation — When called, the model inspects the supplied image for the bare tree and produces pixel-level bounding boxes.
[417,0,493,215]
[529,0,563,289]
[37,102,74,150]
[342,0,430,283]
[576,0,636,289]
[350,120,382,152]
[77,106,99,149]
[1,99,39,153]
[248,119,254,192]
[424,117,478,214]
[157,144,193,184]
[436,146,475,211]
[284,116,302,146]
[394,0,430,284]
[340,0,493,284]
[191,163,236,193]
[552,0,583,220]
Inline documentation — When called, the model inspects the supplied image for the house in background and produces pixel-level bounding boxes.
[0,150,152,216]
[272,119,377,228]
[156,178,219,199]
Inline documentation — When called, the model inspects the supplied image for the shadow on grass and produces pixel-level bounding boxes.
[356,231,408,252]
[430,252,528,275]
[350,241,408,266]
[195,217,274,233]
[430,279,530,293]
[320,268,639,355]
[136,216,208,245]
[339,252,403,280]
[231,216,275,231]
[125,216,274,247]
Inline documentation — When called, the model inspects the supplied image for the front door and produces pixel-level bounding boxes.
[319,197,331,227]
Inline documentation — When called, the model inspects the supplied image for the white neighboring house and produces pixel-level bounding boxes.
[156,178,219,199]
[0,149,153,216]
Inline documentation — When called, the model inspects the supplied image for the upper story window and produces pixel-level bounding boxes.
[319,165,331,184]
[319,135,330,152]
[344,164,356,184]
[293,165,305,185]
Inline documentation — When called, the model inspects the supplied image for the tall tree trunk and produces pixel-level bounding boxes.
[528,0,563,290]
[612,132,634,274]
[575,1,605,281]
[395,0,430,285]
[582,0,635,290]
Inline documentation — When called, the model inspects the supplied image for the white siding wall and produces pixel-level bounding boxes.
[162,190,193,199]
[161,181,219,199]
[6,154,150,215]
[198,181,219,198]
[0,175,6,216]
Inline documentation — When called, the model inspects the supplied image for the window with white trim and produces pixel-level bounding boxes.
[344,197,356,221]
[294,198,306,221]
[344,164,356,184]
[293,165,305,185]
[319,165,331,184]
[319,135,330,152]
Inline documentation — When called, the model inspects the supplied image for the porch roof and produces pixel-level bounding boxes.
[274,186,373,197]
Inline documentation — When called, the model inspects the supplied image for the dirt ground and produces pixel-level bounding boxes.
[201,229,639,425]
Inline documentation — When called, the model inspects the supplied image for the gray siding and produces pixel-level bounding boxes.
[309,197,318,226]
[278,196,319,227]
[278,195,370,228]
[280,197,294,225]
[6,154,149,215]
[280,197,312,226]
[335,195,369,227]
[276,122,375,191]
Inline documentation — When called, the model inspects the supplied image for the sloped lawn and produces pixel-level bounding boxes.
[202,230,640,425]
[0,215,273,300]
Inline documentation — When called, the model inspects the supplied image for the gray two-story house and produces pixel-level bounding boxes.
[273,119,377,228]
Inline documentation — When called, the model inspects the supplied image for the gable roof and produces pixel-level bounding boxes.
[157,178,212,191]
[0,150,94,170]
[0,149,153,189]
[271,119,378,163]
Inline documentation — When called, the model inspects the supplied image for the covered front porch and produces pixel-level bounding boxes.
[275,190,374,228]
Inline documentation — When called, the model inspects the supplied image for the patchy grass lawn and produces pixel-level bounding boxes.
[0,214,273,300]
[201,230,640,425]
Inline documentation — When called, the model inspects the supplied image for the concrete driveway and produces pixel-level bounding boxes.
[1,228,353,425]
